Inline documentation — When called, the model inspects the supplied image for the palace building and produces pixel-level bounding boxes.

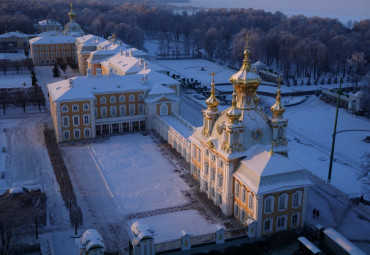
[29,4,83,66]
[155,49,310,238]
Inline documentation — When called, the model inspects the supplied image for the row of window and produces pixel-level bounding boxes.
[98,94,144,104]
[235,182,254,210]
[205,183,222,206]
[62,103,89,113]
[34,51,73,58]
[96,104,144,117]
[63,128,91,140]
[264,190,302,214]
[34,45,76,50]
[263,213,300,234]
[205,149,224,168]
[62,114,90,127]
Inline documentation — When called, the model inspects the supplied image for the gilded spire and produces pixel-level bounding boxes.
[112,33,116,42]
[205,71,219,112]
[241,49,251,72]
[269,142,274,155]
[226,89,241,124]
[270,76,285,119]
[68,2,76,20]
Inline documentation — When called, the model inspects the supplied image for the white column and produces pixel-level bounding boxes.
[138,121,141,131]
[100,125,103,135]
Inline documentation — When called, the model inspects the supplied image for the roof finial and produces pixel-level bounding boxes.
[242,34,251,72]
[277,76,282,89]
[270,76,285,119]
[70,2,73,11]
[205,70,219,112]
[112,33,116,42]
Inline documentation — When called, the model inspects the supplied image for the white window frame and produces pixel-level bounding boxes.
[119,95,125,102]
[218,174,223,189]
[263,218,273,234]
[292,190,302,208]
[100,96,107,104]
[211,168,215,182]
[241,187,246,204]
[73,115,80,126]
[240,209,246,223]
[129,94,135,102]
[62,116,69,127]
[110,96,116,103]
[84,128,91,138]
[234,203,239,216]
[138,93,144,100]
[276,215,287,231]
[63,130,70,140]
[110,106,117,117]
[278,193,288,212]
[248,192,254,210]
[83,103,89,111]
[119,104,126,116]
[264,195,274,214]
[61,105,68,113]
[83,114,90,125]
[73,129,80,139]
[101,106,107,117]
[235,182,240,198]
[72,104,79,112]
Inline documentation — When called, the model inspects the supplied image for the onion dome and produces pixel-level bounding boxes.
[229,49,261,110]
[270,85,285,120]
[226,89,241,124]
[205,71,220,112]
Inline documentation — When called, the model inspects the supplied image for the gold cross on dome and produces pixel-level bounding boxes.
[277,76,282,88]
[70,3,73,11]
[210,70,216,83]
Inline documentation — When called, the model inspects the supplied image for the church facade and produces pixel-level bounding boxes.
[184,50,310,237]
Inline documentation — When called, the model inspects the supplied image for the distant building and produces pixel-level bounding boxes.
[36,19,62,33]
[252,61,283,84]
[321,88,367,113]
[47,69,180,142]
[63,3,84,36]
[0,31,31,50]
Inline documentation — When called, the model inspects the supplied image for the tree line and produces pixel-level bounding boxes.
[0,0,368,80]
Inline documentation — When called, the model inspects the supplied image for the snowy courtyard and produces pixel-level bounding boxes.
[62,134,224,251]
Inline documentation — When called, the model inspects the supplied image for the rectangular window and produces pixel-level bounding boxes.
[138,103,144,114]
[62,52,65,57]
[248,193,254,210]
[74,129,80,139]
[34,52,39,58]
[265,198,272,213]
[45,52,49,57]
[63,131,70,140]
[211,187,215,198]
[73,116,79,126]
[84,115,89,125]
[240,209,245,222]
[291,213,299,227]
[235,182,240,198]
[211,168,215,182]
[234,203,239,216]
[101,107,107,117]
[197,148,201,162]
[241,188,246,203]
[110,106,117,117]
[62,116,69,127]
[67,51,71,57]
[56,52,60,57]
[84,128,90,138]
[264,219,271,232]
[119,105,126,116]
[217,193,222,205]
[204,181,208,191]
[51,52,55,57]
[40,52,44,58]
[218,174,223,189]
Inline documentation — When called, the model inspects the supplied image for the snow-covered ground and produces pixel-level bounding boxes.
[0,72,32,88]
[62,134,225,251]
[0,49,27,61]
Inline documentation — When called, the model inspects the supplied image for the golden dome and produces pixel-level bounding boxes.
[226,89,241,124]
[270,87,285,119]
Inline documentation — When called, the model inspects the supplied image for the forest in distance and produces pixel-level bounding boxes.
[0,0,369,80]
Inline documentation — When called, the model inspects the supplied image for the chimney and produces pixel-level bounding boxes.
[141,74,148,85]
[144,61,147,70]
[68,79,73,88]
[87,68,92,77]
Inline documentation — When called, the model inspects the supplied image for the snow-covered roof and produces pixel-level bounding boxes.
[47,75,149,102]
[29,34,76,45]
[0,31,29,38]
[76,34,106,47]
[323,228,366,255]
[81,229,105,251]
[38,19,62,27]
[233,145,310,194]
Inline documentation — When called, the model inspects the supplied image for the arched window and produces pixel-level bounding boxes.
[83,103,89,111]
[292,190,302,208]
[138,94,144,100]
[101,107,107,117]
[110,106,117,116]
[278,193,288,211]
[160,104,168,116]
[73,129,80,139]
[119,95,125,102]
[100,96,106,104]
[61,105,68,113]
[110,96,116,103]
[248,192,254,210]
[264,195,274,214]
[72,104,79,112]
[119,105,126,116]
[138,103,144,114]
[129,94,135,102]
